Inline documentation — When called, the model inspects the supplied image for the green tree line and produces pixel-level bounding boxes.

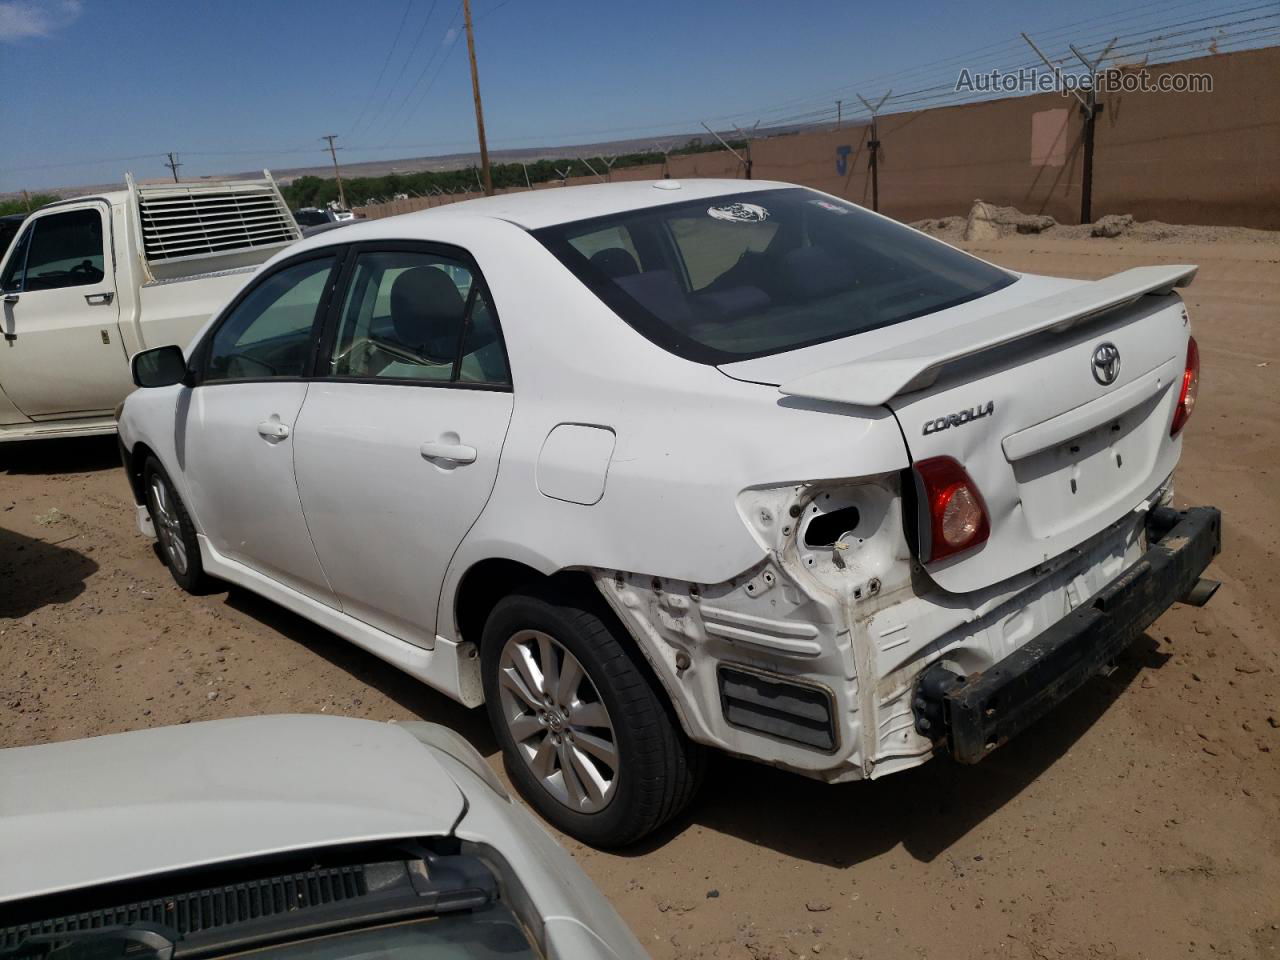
[0,193,61,217]
[0,138,743,219]
[281,138,744,210]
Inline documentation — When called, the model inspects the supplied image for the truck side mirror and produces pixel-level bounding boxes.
[132,345,188,388]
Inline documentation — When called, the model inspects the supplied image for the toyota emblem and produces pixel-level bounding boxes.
[1091,342,1121,386]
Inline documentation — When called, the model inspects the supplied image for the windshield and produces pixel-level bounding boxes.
[534,187,1015,364]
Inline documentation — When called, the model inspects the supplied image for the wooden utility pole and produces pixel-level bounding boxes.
[856,91,891,212]
[835,100,842,129]
[462,0,493,196]
[164,152,182,182]
[321,134,348,210]
[1069,40,1115,225]
[1079,99,1100,225]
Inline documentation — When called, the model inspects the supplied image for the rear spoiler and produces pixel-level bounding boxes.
[779,264,1197,407]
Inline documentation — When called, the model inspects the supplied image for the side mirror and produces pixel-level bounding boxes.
[131,345,188,388]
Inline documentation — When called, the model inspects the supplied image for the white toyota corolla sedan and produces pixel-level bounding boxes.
[119,179,1218,847]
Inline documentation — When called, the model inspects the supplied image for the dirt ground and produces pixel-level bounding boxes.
[2,229,1278,960]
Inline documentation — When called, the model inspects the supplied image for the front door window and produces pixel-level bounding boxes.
[0,225,32,292]
[16,209,105,292]
[204,256,336,382]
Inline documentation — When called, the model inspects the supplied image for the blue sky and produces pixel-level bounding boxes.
[0,0,1269,192]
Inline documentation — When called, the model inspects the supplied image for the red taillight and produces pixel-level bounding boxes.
[913,456,991,563]
[1170,336,1200,436]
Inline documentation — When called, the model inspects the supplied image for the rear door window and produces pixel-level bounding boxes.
[324,248,510,386]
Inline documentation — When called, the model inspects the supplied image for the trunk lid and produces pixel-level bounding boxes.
[720,266,1196,593]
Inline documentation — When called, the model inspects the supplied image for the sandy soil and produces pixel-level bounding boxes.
[2,231,1278,959]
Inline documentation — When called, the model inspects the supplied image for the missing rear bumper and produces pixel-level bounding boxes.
[916,505,1222,764]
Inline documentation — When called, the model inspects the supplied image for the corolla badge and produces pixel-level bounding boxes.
[1091,342,1121,385]
[922,400,994,436]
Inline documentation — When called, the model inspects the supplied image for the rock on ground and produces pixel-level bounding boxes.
[1093,213,1136,238]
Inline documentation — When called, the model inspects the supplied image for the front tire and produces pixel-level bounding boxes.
[143,456,208,594]
[480,582,703,848]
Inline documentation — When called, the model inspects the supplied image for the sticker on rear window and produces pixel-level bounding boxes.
[808,199,851,214]
[707,202,769,223]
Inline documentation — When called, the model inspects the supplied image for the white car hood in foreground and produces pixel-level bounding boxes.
[0,715,465,902]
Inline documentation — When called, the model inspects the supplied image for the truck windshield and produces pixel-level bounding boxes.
[534,187,1015,364]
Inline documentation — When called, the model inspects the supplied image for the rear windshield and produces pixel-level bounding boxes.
[534,187,1015,364]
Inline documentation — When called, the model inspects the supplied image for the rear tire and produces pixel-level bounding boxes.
[143,456,208,594]
[480,581,704,848]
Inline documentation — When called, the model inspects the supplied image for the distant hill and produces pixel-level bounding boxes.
[0,129,754,200]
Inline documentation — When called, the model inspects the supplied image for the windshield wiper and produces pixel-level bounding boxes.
[1,849,497,960]
[1,925,177,960]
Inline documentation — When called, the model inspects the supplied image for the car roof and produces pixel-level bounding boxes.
[364,178,792,232]
[0,715,467,902]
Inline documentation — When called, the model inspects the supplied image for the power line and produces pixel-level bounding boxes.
[360,0,444,141]
[369,1,463,146]
[396,4,467,137]
[476,0,518,19]
[1,152,169,174]
[346,0,415,138]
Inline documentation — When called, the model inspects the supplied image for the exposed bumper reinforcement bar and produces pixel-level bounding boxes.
[919,505,1222,765]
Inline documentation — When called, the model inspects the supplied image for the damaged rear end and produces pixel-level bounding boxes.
[717,263,1220,775]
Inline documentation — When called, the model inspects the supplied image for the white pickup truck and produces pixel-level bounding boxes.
[0,173,300,441]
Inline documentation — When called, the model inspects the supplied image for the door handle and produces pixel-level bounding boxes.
[420,441,477,464]
[257,419,290,441]
[3,293,17,304]
[85,292,115,306]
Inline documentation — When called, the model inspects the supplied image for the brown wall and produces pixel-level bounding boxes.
[1090,48,1280,226]
[752,93,1087,224]
[356,46,1280,229]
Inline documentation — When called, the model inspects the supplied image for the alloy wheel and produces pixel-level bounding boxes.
[148,476,188,575]
[496,629,619,813]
